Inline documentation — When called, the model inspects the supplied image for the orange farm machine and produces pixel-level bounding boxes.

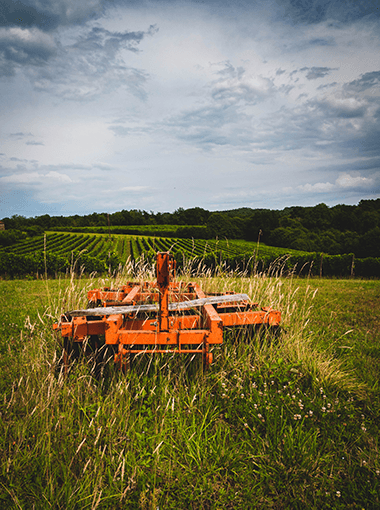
[53,252,281,372]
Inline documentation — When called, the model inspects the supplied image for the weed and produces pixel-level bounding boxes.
[0,262,379,509]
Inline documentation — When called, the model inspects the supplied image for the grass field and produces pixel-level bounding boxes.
[0,266,379,509]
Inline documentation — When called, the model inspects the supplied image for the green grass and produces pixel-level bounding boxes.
[0,268,379,509]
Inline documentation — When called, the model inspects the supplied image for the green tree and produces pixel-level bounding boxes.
[207,212,235,238]
[357,227,380,258]
[304,203,331,231]
[331,204,357,231]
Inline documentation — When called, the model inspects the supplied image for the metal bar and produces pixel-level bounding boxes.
[119,349,204,354]
[113,329,208,345]
[122,315,201,331]
[219,309,281,327]
[193,284,223,346]
[68,293,250,316]
[157,252,170,331]
[121,284,141,303]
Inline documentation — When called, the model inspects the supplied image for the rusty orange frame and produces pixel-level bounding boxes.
[54,252,281,370]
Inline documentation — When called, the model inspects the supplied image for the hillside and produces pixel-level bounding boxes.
[2,199,380,258]
[0,231,379,278]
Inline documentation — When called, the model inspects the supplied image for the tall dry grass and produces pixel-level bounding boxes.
[0,256,377,509]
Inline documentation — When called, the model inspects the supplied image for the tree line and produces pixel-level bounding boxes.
[1,199,380,258]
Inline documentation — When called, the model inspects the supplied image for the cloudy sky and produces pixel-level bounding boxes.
[0,0,380,218]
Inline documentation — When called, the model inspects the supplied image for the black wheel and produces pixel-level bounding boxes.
[62,336,81,375]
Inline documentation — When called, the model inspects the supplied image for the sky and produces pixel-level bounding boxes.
[0,0,380,218]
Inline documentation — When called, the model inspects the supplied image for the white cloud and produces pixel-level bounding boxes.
[293,172,375,196]
[336,172,373,189]
[0,27,56,71]
[100,186,147,194]
[297,182,334,192]
[23,25,154,101]
[45,171,72,183]
[0,0,104,31]
[1,170,72,184]
[0,26,55,47]
[1,171,42,184]
[119,186,147,192]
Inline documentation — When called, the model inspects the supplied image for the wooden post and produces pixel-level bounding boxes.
[107,213,111,240]
[44,233,47,280]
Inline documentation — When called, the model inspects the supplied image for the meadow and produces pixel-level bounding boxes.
[0,263,379,509]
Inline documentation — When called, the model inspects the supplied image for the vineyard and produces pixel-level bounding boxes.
[49,224,209,238]
[0,231,379,277]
